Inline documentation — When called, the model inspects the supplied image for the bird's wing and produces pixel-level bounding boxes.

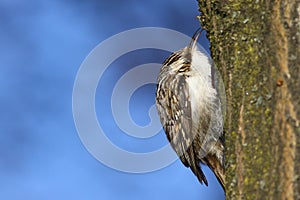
[156,74,208,185]
[156,74,192,162]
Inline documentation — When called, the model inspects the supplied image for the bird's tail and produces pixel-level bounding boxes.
[204,153,225,191]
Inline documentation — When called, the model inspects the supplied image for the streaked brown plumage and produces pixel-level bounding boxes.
[155,29,225,190]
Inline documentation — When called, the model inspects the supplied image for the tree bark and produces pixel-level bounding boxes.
[197,0,300,199]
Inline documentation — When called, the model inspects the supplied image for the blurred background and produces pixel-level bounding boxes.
[0,0,224,199]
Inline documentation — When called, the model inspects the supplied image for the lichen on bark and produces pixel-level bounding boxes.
[197,0,300,199]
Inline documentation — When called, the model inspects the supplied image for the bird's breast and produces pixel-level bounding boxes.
[186,71,217,127]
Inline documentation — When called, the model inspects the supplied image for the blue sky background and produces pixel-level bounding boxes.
[0,0,224,199]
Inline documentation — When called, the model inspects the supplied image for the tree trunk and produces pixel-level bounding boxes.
[197,0,300,199]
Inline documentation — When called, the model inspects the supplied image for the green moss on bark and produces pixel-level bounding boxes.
[198,0,300,199]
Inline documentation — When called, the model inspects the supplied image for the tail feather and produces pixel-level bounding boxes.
[204,154,225,191]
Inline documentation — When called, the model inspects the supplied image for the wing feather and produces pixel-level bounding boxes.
[156,74,208,185]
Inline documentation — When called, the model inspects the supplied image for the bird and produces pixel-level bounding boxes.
[155,28,225,191]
